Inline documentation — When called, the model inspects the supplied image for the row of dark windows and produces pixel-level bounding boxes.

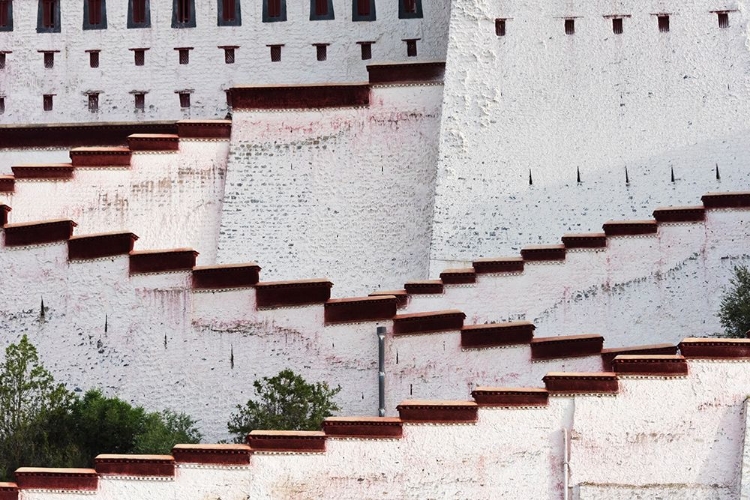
[495,12,732,37]
[0,92,194,114]
[0,0,421,32]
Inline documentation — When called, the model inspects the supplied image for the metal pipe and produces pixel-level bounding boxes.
[563,428,570,500]
[377,326,386,417]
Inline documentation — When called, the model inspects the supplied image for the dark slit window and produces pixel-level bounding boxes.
[0,97,4,114]
[0,53,5,69]
[0,0,12,31]
[43,94,54,111]
[565,19,575,35]
[88,93,99,112]
[612,18,623,34]
[270,45,282,62]
[658,15,669,32]
[179,92,191,108]
[43,52,54,68]
[718,12,729,28]
[134,93,145,111]
[89,51,100,68]
[495,18,505,36]
[315,44,327,61]
[224,47,235,64]
[133,48,146,66]
[405,39,417,57]
[358,42,372,60]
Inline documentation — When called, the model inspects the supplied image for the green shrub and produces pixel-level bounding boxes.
[719,265,750,338]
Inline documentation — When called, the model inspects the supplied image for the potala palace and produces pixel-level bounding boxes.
[0,0,749,498]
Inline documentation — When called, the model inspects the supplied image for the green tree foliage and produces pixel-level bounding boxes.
[227,369,341,443]
[134,410,203,455]
[719,265,750,338]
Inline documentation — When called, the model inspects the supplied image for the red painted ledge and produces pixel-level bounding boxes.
[701,192,750,209]
[255,279,332,308]
[247,430,326,452]
[176,120,232,139]
[3,219,77,247]
[0,483,17,500]
[612,355,688,376]
[127,134,180,151]
[366,61,445,85]
[562,233,607,249]
[192,263,261,289]
[70,147,132,167]
[0,205,10,227]
[404,280,444,294]
[94,455,175,477]
[324,295,397,323]
[0,176,13,193]
[472,387,549,406]
[530,334,604,360]
[11,163,75,180]
[440,268,476,285]
[601,343,677,370]
[129,249,198,274]
[323,417,403,438]
[68,232,138,260]
[230,85,370,110]
[461,321,535,348]
[14,468,98,491]
[172,444,252,465]
[543,372,618,394]
[679,338,750,358]
[603,220,658,236]
[369,290,408,308]
[393,310,465,335]
[521,245,566,262]
[472,256,524,274]
[0,121,177,149]
[397,400,478,423]
[652,206,705,223]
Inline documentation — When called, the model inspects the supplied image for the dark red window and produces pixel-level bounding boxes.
[315,44,327,61]
[224,47,235,64]
[718,12,728,28]
[134,49,145,66]
[315,0,327,16]
[42,0,56,28]
[43,94,53,111]
[270,45,281,62]
[0,53,5,69]
[43,52,54,68]
[179,92,190,108]
[406,39,417,57]
[134,93,145,110]
[0,0,9,27]
[89,0,102,25]
[357,0,369,16]
[495,18,505,36]
[88,93,99,112]
[89,51,99,68]
[359,42,372,60]
[178,48,190,64]
[177,0,190,23]
[612,18,623,34]
[222,0,236,20]
[0,97,4,114]
[403,0,415,13]
[658,15,669,32]
[133,0,147,23]
[565,19,575,35]
[268,0,281,18]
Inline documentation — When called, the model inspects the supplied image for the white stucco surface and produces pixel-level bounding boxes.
[430,0,750,272]
[0,149,70,175]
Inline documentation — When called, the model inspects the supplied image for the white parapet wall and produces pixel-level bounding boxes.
[429,0,750,274]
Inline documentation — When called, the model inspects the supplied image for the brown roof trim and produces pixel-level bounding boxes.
[247,430,326,452]
[0,176,14,193]
[701,192,750,209]
[69,147,132,167]
[461,321,535,348]
[68,232,138,260]
[324,295,397,323]
[393,310,465,335]
[679,338,750,358]
[0,121,178,149]
[176,120,232,139]
[323,417,403,439]
[127,134,180,151]
[439,268,476,285]
[397,400,478,423]
[11,164,75,180]
[192,263,261,289]
[612,355,688,376]
[603,220,658,236]
[369,290,408,308]
[230,85,370,110]
[472,257,524,274]
[562,233,607,249]
[366,61,445,85]
[0,483,17,500]
[652,206,705,223]
[543,372,618,394]
[94,455,175,477]
[255,279,332,308]
[530,334,604,360]
[471,387,549,406]
[14,468,98,491]
[404,280,443,294]
[0,205,10,227]
[521,245,566,262]
[601,343,677,370]
[3,219,77,247]
[172,444,252,465]
[129,249,198,274]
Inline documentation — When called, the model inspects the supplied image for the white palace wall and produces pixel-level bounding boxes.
[430,0,750,272]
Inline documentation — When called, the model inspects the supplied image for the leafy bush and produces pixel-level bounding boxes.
[719,265,750,338]
[228,369,341,443]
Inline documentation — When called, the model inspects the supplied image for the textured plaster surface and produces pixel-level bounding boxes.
[0,0,450,124]
[430,0,750,272]
[218,84,442,295]
[0,149,70,175]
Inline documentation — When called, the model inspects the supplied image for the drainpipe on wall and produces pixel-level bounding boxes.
[377,326,386,417]
[563,428,570,500]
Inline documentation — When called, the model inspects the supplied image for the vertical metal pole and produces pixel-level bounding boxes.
[377,326,386,417]
[563,428,570,500]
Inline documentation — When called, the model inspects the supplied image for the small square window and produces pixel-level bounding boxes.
[224,47,235,64]
[405,39,417,57]
[88,93,99,112]
[565,19,575,35]
[718,12,729,28]
[658,15,669,32]
[89,51,100,68]
[270,45,282,62]
[359,42,372,60]
[44,52,54,68]
[179,92,190,108]
[178,48,190,64]
[315,44,327,61]
[43,94,54,111]
[0,53,5,69]
[495,18,506,36]
[134,93,145,110]
[612,18,623,34]
[0,97,5,114]
[134,49,146,66]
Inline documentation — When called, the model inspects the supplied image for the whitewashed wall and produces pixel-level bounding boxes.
[0,149,70,175]
[430,0,750,273]
[14,360,750,499]
[0,0,450,124]
[217,83,443,295]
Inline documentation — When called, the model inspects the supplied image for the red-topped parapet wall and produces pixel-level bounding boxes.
[127,134,180,152]
[247,430,327,453]
[366,61,446,85]
[230,85,371,110]
[69,147,132,167]
[176,120,232,139]
[129,249,198,274]
[172,444,252,465]
[192,263,261,289]
[11,164,75,180]
[68,232,139,260]
[14,468,98,492]
[0,483,17,500]
[255,279,333,308]
[2,219,77,246]
[323,417,403,439]
[461,321,536,349]
[0,121,178,149]
[94,455,175,477]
